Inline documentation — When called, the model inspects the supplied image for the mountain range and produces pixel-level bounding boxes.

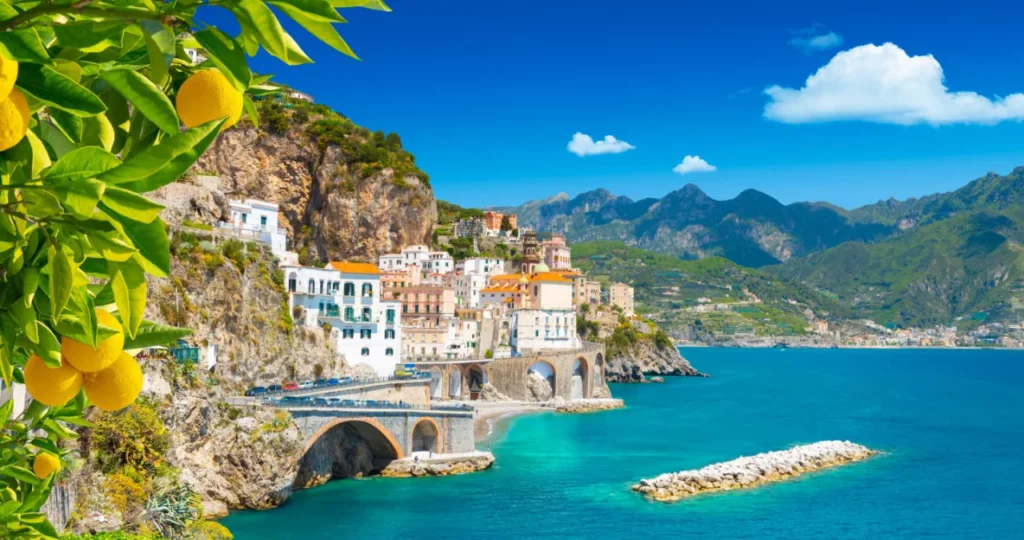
[501,167,1024,328]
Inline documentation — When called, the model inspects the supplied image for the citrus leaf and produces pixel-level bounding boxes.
[233,0,312,65]
[96,119,223,192]
[100,68,179,135]
[193,27,251,91]
[48,245,73,322]
[0,28,50,62]
[52,178,106,218]
[46,147,121,184]
[269,0,345,22]
[273,3,357,59]
[123,320,192,349]
[100,186,164,223]
[48,108,83,141]
[82,113,116,151]
[243,94,259,128]
[53,20,125,51]
[139,20,175,86]
[1,465,39,485]
[17,63,106,117]
[108,259,146,339]
[104,213,170,276]
[331,0,391,10]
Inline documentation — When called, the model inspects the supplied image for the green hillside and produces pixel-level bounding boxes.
[572,241,851,337]
[770,208,1024,328]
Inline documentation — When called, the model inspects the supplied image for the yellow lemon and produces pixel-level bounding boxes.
[62,309,125,373]
[176,69,243,131]
[84,352,142,412]
[0,89,30,152]
[0,55,17,101]
[33,452,61,479]
[23,354,83,407]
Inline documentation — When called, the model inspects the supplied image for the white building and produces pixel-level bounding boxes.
[218,199,289,258]
[378,245,454,275]
[284,261,402,376]
[510,272,580,352]
[454,273,488,309]
[457,257,504,277]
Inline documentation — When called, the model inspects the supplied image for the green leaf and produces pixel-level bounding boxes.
[124,320,192,349]
[270,0,345,22]
[46,147,121,184]
[52,178,106,218]
[233,0,312,65]
[100,186,164,223]
[100,68,179,135]
[16,63,106,117]
[48,245,73,322]
[193,27,251,91]
[85,229,137,262]
[10,301,38,344]
[332,0,391,10]
[48,108,84,141]
[27,322,61,367]
[82,113,116,151]
[139,20,175,86]
[96,119,223,193]
[1,465,39,485]
[53,20,125,51]
[0,28,50,62]
[105,213,170,276]
[108,259,146,339]
[272,3,358,59]
[24,130,52,178]
[22,268,40,307]
[243,94,259,128]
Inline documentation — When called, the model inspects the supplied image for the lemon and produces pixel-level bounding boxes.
[23,354,83,407]
[62,309,124,373]
[0,56,16,101]
[84,352,142,412]
[33,452,61,479]
[0,89,30,152]
[176,69,243,131]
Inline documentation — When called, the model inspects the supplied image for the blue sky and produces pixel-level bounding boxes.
[202,0,1024,209]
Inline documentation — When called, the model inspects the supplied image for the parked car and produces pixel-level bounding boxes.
[340,376,352,384]
[245,386,267,397]
[268,384,282,392]
[282,382,299,391]
[326,377,340,386]
[314,378,328,387]
[298,381,314,390]
[281,396,303,404]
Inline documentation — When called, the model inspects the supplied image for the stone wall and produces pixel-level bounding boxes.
[486,344,608,401]
[310,380,431,406]
[289,409,475,457]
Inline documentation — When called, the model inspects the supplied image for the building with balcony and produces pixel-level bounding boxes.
[283,261,402,376]
[609,282,635,316]
[378,245,454,275]
[218,198,289,258]
[541,233,572,270]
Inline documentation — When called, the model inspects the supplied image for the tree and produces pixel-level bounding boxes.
[500,215,512,231]
[0,1,389,536]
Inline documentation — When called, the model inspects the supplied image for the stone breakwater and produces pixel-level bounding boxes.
[554,398,625,413]
[380,452,495,478]
[632,441,877,502]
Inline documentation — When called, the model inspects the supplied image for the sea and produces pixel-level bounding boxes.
[221,348,1024,539]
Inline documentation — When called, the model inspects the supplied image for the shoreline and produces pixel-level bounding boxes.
[471,402,548,443]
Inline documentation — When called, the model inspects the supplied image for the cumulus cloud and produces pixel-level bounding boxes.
[672,156,717,175]
[764,43,1024,126]
[567,132,636,157]
[789,30,844,54]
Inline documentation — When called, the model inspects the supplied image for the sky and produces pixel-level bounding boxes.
[201,0,1024,209]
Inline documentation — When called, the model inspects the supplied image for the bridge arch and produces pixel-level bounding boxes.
[526,360,557,402]
[572,356,590,399]
[411,418,441,453]
[301,417,404,459]
[294,417,405,489]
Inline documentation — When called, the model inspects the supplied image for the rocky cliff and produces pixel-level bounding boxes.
[585,314,706,382]
[154,119,436,264]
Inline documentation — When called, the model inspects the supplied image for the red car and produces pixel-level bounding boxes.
[282,382,299,391]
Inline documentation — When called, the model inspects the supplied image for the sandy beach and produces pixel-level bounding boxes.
[468,401,547,442]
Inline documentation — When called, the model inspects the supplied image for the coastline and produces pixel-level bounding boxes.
[472,402,547,443]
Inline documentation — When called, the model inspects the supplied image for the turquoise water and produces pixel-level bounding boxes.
[222,348,1024,538]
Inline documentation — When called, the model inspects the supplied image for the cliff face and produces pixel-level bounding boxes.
[165,123,436,263]
[603,338,701,383]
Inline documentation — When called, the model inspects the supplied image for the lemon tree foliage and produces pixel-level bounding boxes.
[0,0,387,536]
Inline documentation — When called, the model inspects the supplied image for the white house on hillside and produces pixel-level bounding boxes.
[219,199,289,258]
[511,272,580,352]
[284,261,402,376]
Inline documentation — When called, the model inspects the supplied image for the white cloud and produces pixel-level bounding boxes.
[789,31,844,54]
[764,42,1024,126]
[673,156,717,175]
[567,132,635,157]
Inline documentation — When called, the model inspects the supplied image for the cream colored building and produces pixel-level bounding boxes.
[609,282,634,316]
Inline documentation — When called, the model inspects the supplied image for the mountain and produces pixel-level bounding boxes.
[849,167,1024,228]
[572,241,852,338]
[770,207,1024,328]
[506,185,891,267]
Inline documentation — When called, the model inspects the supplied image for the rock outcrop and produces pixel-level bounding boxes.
[632,441,877,502]
[599,319,708,383]
[526,371,555,402]
[380,453,495,477]
[161,123,436,263]
[479,383,513,401]
[554,398,624,413]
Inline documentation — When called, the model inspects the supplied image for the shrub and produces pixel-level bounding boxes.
[181,219,213,231]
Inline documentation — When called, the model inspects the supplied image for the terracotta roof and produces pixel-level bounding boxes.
[529,272,572,284]
[328,261,382,275]
[489,273,525,282]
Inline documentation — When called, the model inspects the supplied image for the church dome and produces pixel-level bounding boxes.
[534,263,550,273]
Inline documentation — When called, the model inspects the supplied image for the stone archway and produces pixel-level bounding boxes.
[526,360,556,402]
[294,418,404,489]
[411,418,440,454]
[595,353,604,381]
[427,367,444,399]
[572,357,590,400]
[448,367,463,399]
[463,364,489,401]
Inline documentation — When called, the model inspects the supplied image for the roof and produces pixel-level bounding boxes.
[328,261,382,275]
[489,273,524,282]
[529,272,572,284]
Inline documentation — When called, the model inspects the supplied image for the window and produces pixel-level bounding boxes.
[241,214,247,224]
[385,329,395,339]
[362,308,372,322]
[362,283,373,297]
[343,282,355,296]
[414,305,419,314]
[288,278,296,292]
[425,305,430,314]
[403,305,408,313]
[535,330,539,337]
[386,348,394,356]
[342,329,354,339]
[360,329,371,339]
[260,215,267,229]
[344,307,354,322]
[308,279,315,294]
[361,348,370,356]
[319,280,325,295]
[386,309,395,323]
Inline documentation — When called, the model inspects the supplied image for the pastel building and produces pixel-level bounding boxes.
[218,198,289,258]
[609,282,635,316]
[454,257,506,309]
[541,233,571,270]
[284,261,402,376]
[511,272,580,352]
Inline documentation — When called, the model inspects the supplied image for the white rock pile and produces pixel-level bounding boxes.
[632,440,876,502]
